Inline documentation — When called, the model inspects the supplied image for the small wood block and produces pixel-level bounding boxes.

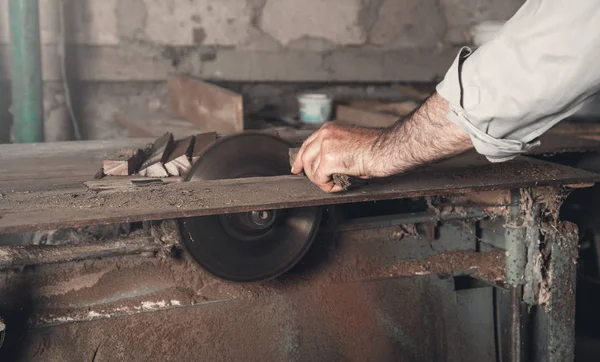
[191,132,218,163]
[164,136,194,176]
[288,148,366,191]
[103,148,145,176]
[139,133,175,178]
[168,74,244,134]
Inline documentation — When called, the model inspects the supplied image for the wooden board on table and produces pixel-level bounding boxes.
[0,139,153,193]
[1,156,598,234]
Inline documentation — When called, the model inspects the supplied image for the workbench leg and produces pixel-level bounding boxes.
[530,221,578,362]
[504,190,527,362]
[502,188,577,362]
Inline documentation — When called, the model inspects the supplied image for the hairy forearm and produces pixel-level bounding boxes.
[369,92,473,175]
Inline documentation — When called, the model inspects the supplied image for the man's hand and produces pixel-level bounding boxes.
[291,123,387,192]
[292,92,474,193]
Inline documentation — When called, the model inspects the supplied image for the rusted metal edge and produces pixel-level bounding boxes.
[0,237,161,269]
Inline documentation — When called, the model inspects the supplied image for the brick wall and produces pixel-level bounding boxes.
[0,0,523,141]
[0,0,523,82]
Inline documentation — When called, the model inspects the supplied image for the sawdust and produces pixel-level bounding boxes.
[323,249,505,284]
[38,270,110,297]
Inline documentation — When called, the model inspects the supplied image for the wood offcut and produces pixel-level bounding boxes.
[103,148,145,176]
[164,136,194,176]
[139,132,175,178]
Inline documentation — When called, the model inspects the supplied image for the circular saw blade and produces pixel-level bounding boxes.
[178,133,322,282]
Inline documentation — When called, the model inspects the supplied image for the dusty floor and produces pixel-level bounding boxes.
[6,276,496,362]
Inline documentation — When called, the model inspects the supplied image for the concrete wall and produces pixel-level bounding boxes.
[0,0,524,140]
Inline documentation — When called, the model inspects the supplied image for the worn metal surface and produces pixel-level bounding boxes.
[534,132,600,155]
[0,217,502,320]
[1,157,598,234]
[0,237,160,270]
[10,276,491,362]
[0,185,579,361]
[505,190,527,286]
[531,221,579,362]
[0,210,505,361]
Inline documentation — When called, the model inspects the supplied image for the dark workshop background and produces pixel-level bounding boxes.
[0,0,532,142]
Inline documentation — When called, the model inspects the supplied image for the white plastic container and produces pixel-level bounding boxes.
[298,93,332,124]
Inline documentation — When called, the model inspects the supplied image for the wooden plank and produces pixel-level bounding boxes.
[168,74,244,134]
[0,156,598,234]
[164,136,194,176]
[116,109,204,139]
[0,132,598,196]
[103,148,145,176]
[191,132,218,163]
[0,139,153,159]
[138,133,175,178]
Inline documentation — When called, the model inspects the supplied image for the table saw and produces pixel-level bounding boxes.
[0,130,599,361]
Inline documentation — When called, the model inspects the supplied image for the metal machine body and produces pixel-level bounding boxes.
[0,135,596,361]
[179,133,322,282]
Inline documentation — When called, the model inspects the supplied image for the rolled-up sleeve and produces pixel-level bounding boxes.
[436,0,600,162]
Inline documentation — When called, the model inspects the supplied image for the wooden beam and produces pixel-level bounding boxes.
[103,148,145,176]
[168,74,244,134]
[0,156,597,234]
[139,133,175,178]
[164,136,194,176]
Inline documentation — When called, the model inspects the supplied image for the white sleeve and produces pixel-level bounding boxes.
[436,0,600,162]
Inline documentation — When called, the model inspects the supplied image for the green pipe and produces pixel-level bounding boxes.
[9,0,44,143]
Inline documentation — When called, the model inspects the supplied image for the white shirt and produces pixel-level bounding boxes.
[436,0,600,162]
